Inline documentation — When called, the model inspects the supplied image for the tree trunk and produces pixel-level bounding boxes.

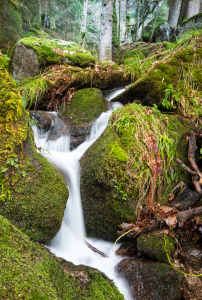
[39,0,42,25]
[65,0,69,41]
[186,0,200,18]
[149,0,160,43]
[99,0,113,61]
[118,0,121,45]
[81,0,88,48]
[168,0,182,26]
[124,0,130,42]
[112,0,118,61]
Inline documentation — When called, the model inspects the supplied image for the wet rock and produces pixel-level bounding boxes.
[116,258,182,300]
[116,240,137,257]
[181,241,202,271]
[58,88,109,149]
[137,232,176,261]
[29,110,52,131]
[181,266,202,300]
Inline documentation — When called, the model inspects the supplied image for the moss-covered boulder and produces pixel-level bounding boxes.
[0,215,124,299]
[112,35,202,117]
[142,17,167,42]
[137,232,176,262]
[0,57,68,242]
[58,88,109,149]
[116,258,182,300]
[80,103,194,241]
[10,37,96,81]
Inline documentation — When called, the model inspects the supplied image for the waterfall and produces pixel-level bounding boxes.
[32,90,132,300]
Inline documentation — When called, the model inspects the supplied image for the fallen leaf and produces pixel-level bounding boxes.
[166,215,177,228]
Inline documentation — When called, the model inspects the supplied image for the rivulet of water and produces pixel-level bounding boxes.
[32,93,132,300]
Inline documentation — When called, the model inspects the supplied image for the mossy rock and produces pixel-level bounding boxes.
[29,110,52,131]
[137,232,176,262]
[58,88,109,149]
[112,34,202,117]
[0,215,124,299]
[142,16,167,43]
[116,258,182,300]
[0,57,69,243]
[10,37,96,81]
[121,48,145,65]
[80,102,194,241]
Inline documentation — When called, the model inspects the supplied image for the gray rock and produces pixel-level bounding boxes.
[10,42,40,81]
[155,22,174,43]
[116,258,182,300]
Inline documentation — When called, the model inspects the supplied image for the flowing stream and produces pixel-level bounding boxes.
[33,88,132,300]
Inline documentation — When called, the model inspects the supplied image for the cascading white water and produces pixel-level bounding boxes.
[32,94,132,300]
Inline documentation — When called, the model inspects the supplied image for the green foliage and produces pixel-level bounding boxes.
[19,74,53,109]
[162,84,179,110]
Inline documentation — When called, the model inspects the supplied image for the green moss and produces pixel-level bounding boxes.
[137,233,175,262]
[12,37,96,70]
[0,215,124,299]
[114,35,202,117]
[142,16,166,42]
[58,88,108,126]
[80,103,193,241]
[0,61,68,242]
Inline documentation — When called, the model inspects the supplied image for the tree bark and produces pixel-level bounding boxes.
[99,0,113,61]
[118,0,121,44]
[149,0,160,43]
[81,0,88,48]
[124,0,130,42]
[168,0,183,26]
[65,0,69,41]
[186,0,200,18]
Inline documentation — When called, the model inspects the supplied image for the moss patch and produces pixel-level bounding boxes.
[58,88,108,126]
[137,232,176,262]
[12,37,96,70]
[113,33,202,118]
[0,215,124,299]
[80,103,193,241]
[0,58,68,242]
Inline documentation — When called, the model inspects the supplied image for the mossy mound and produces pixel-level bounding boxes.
[80,103,194,241]
[137,232,176,262]
[10,37,96,81]
[142,16,167,42]
[58,88,109,148]
[116,258,182,300]
[0,57,68,242]
[0,215,124,299]
[113,34,202,118]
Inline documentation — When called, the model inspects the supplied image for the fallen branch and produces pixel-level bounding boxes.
[85,240,108,258]
[176,206,202,227]
[139,51,168,63]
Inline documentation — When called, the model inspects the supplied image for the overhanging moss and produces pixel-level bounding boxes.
[80,103,194,241]
[0,215,124,299]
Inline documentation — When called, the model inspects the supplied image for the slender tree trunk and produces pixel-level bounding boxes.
[124,0,130,42]
[112,0,118,61]
[44,0,48,26]
[81,0,88,48]
[135,0,140,42]
[39,0,42,25]
[149,0,160,43]
[99,0,113,61]
[65,0,69,41]
[186,0,200,18]
[118,0,121,44]
[168,0,182,26]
